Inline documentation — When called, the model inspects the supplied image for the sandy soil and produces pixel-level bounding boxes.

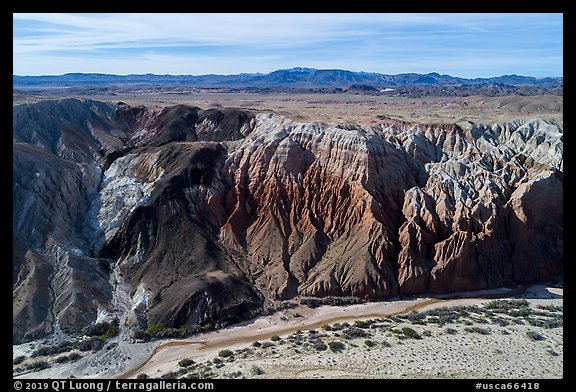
[13,283,562,379]
[13,90,563,126]
[121,284,562,379]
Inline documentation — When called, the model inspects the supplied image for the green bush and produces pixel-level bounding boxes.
[364,340,376,348]
[270,335,280,342]
[178,358,195,367]
[354,320,371,329]
[445,327,458,335]
[401,327,421,339]
[328,341,345,353]
[27,360,50,371]
[464,326,491,335]
[132,329,151,341]
[87,319,120,341]
[485,299,529,311]
[250,365,265,375]
[342,327,370,339]
[252,341,262,347]
[526,331,545,341]
[536,304,562,312]
[218,349,233,358]
[136,373,148,379]
[146,323,169,335]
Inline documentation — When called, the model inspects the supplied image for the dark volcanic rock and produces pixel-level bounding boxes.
[13,99,259,343]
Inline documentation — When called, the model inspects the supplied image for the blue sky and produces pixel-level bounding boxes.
[13,13,563,77]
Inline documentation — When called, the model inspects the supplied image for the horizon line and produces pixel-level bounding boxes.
[12,67,564,80]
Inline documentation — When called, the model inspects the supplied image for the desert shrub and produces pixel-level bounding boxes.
[300,296,364,309]
[261,342,274,349]
[328,341,345,353]
[250,365,265,375]
[485,299,529,312]
[401,327,421,339]
[526,331,545,341]
[68,352,81,361]
[161,371,177,379]
[27,360,50,371]
[536,304,562,312]
[136,373,148,379]
[132,329,151,341]
[464,326,491,335]
[252,341,262,347]
[364,340,376,348]
[31,342,73,358]
[178,358,195,367]
[75,337,105,352]
[218,349,233,358]
[526,316,562,329]
[146,323,169,335]
[54,355,70,364]
[342,327,370,339]
[330,322,350,331]
[547,349,559,356]
[445,327,458,335]
[270,335,280,342]
[508,308,531,318]
[354,320,371,329]
[406,311,426,321]
[472,317,489,324]
[422,330,433,337]
[491,317,510,327]
[13,356,25,365]
[313,341,327,351]
[382,340,392,347]
[86,319,120,341]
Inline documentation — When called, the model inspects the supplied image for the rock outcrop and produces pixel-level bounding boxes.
[13,99,563,343]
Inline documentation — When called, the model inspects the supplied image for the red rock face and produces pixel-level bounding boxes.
[220,115,563,299]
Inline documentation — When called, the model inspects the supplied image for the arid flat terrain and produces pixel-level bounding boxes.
[13,89,563,126]
[14,283,563,379]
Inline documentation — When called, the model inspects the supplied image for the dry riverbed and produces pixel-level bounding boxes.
[13,284,563,379]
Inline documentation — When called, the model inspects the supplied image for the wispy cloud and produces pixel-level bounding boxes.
[13,13,563,77]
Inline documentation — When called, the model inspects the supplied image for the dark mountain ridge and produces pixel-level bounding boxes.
[13,67,562,89]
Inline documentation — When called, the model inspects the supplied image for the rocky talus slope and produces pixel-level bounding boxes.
[13,99,562,343]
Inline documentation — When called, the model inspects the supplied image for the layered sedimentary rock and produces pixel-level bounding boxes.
[13,99,563,343]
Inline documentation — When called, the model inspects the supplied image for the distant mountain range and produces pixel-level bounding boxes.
[13,67,562,89]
